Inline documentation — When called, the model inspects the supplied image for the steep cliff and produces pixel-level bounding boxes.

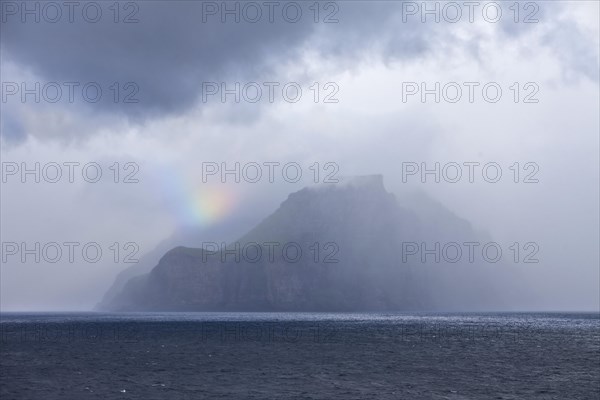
[102,176,517,311]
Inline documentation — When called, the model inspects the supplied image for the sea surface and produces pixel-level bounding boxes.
[1,312,598,399]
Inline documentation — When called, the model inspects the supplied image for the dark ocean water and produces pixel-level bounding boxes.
[1,312,598,399]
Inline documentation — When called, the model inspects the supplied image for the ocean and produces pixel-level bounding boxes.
[1,312,598,399]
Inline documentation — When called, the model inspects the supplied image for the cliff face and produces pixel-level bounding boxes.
[95,218,255,310]
[102,175,516,311]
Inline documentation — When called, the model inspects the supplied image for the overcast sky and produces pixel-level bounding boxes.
[1,0,598,311]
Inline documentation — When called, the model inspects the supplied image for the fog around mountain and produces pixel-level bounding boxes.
[96,214,259,309]
[101,176,529,312]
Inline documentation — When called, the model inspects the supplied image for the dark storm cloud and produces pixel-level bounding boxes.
[1,1,595,144]
[0,2,431,123]
[2,1,312,116]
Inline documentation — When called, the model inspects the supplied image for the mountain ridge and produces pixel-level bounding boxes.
[100,175,520,312]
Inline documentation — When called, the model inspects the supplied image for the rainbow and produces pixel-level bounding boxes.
[159,167,236,227]
[187,186,234,226]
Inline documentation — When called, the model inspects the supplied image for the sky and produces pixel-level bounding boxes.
[0,0,598,311]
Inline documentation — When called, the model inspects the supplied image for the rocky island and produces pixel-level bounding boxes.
[100,175,519,311]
